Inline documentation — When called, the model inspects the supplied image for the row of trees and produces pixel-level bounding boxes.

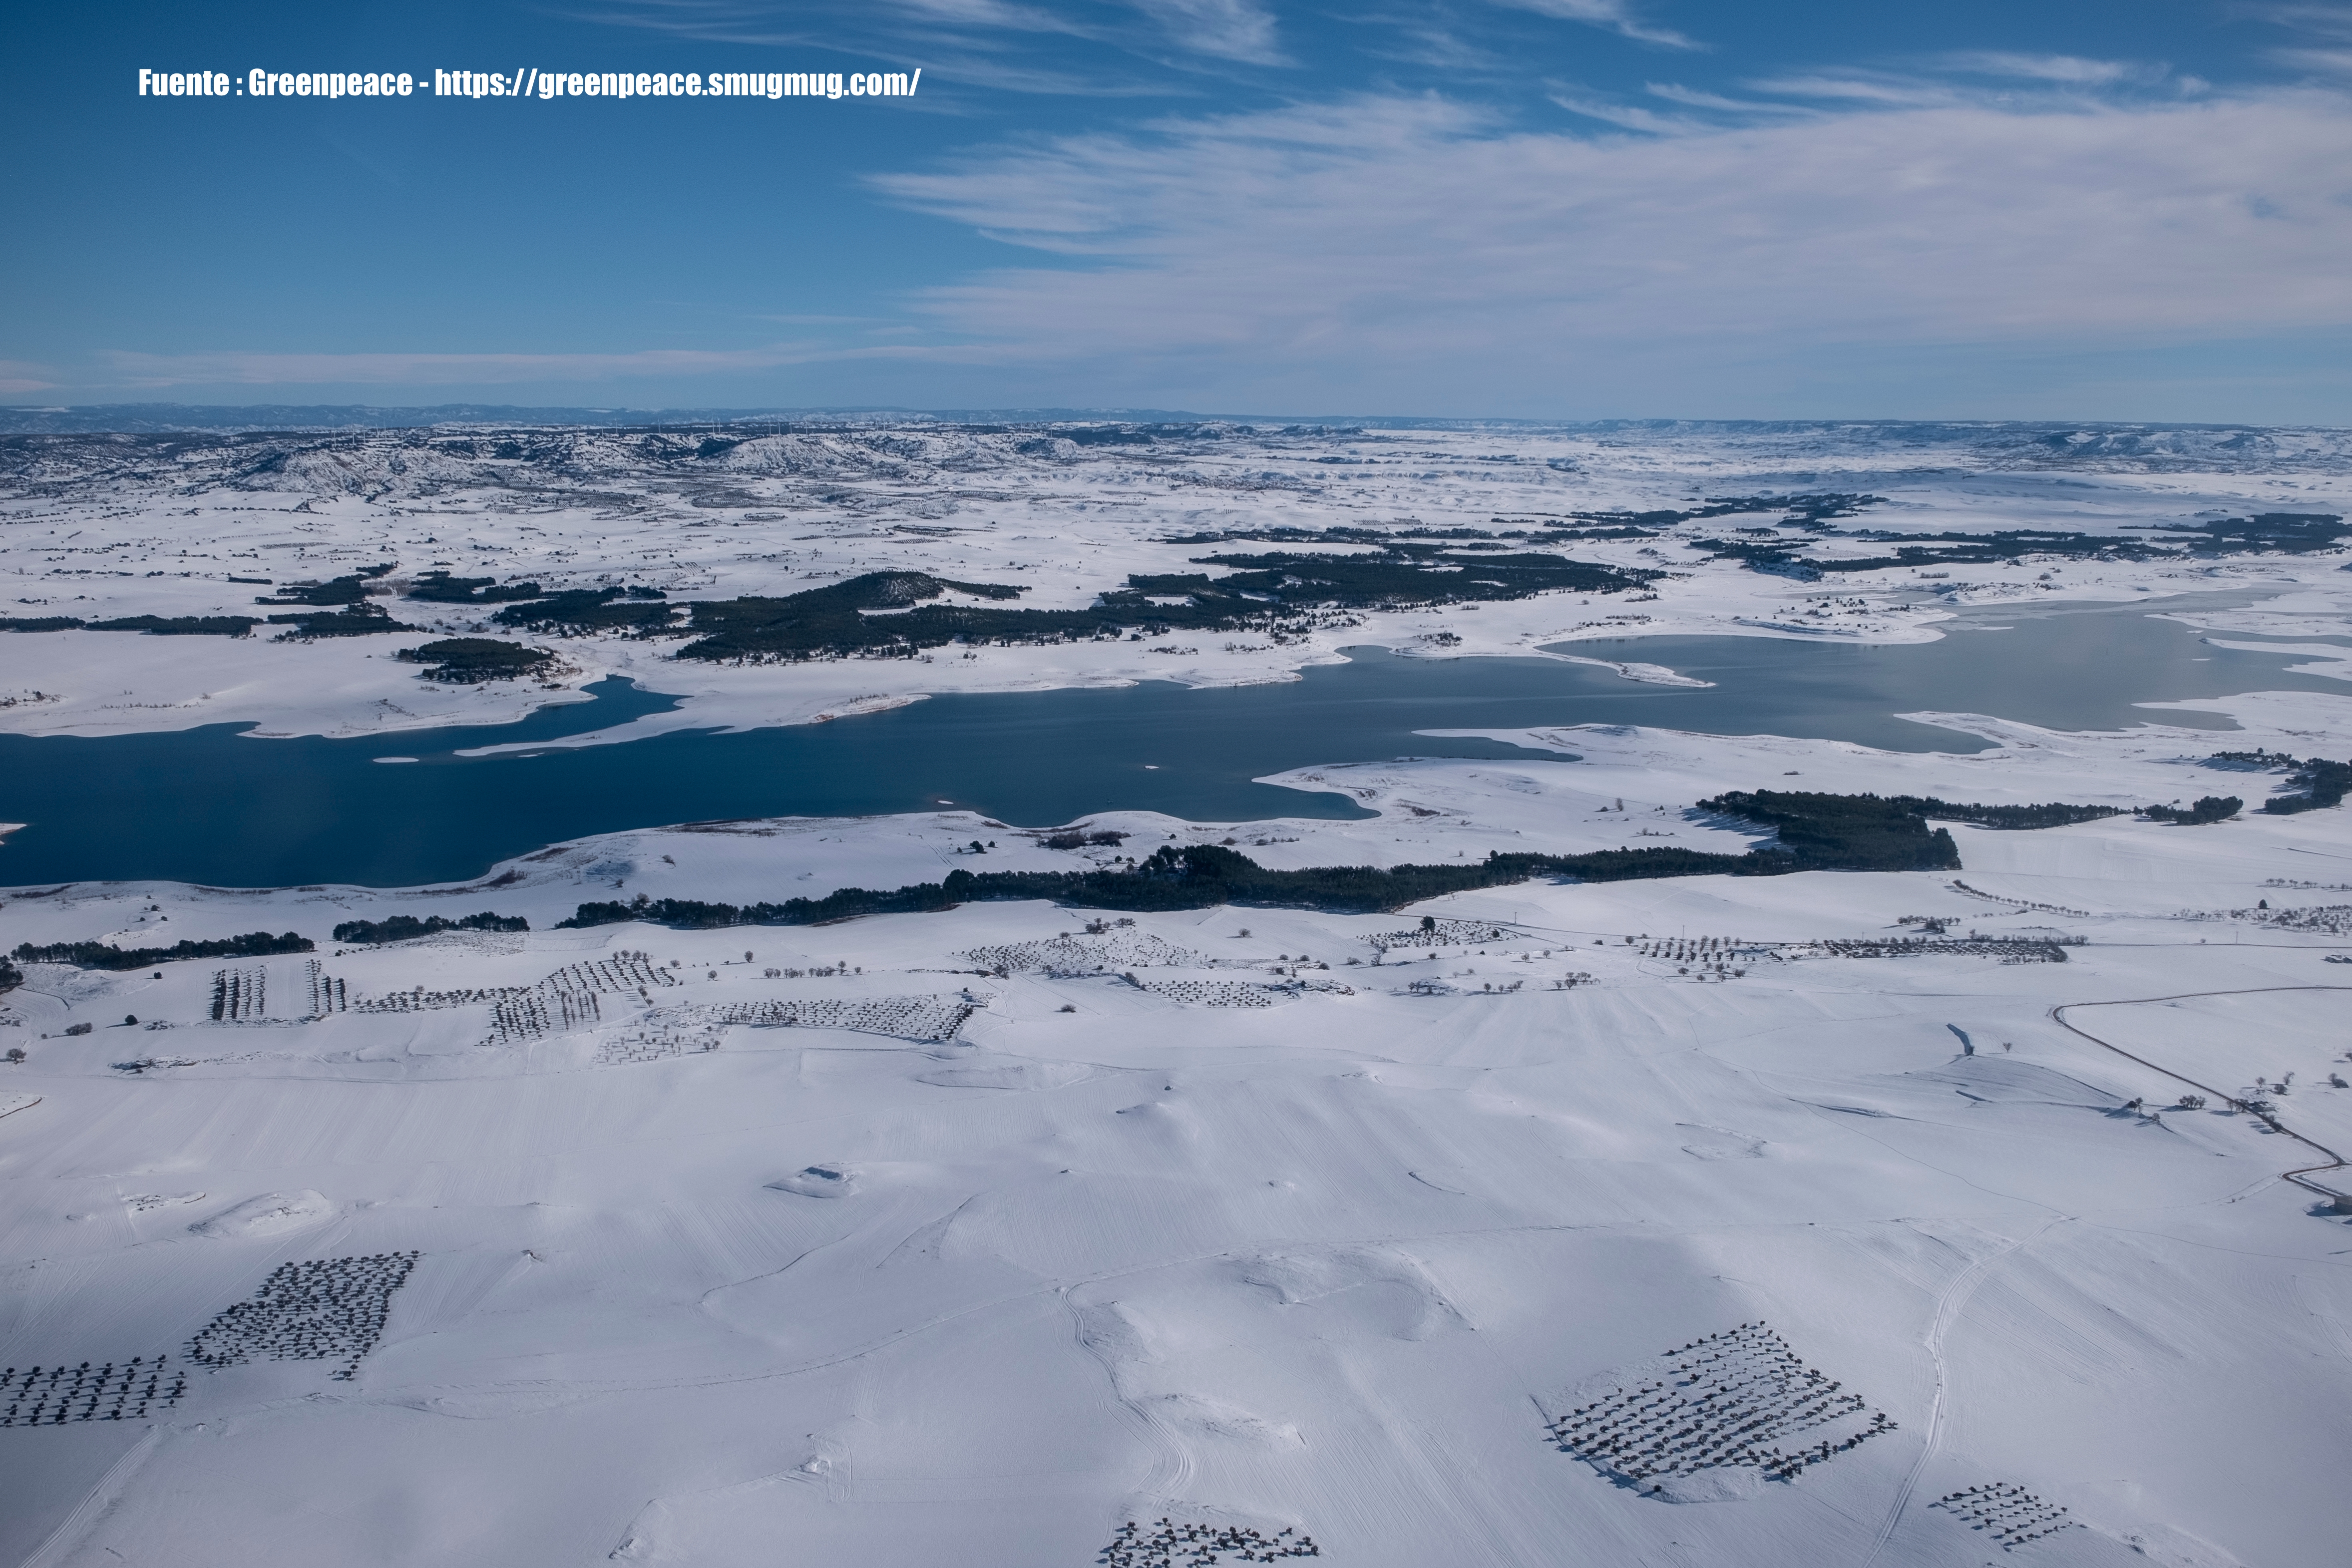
[331,911,530,944]
[0,614,259,636]
[13,931,312,971]
[2142,795,2242,825]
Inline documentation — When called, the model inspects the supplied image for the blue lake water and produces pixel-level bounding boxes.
[0,596,2342,889]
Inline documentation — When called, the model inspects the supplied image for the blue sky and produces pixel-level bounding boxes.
[7,1,2352,420]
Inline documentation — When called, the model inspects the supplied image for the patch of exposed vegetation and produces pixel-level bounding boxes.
[253,569,392,608]
[2136,512,2348,553]
[1693,527,2166,580]
[1695,791,1964,871]
[548,790,2099,932]
[669,549,1654,664]
[2141,795,2242,825]
[404,570,546,604]
[490,586,677,636]
[267,603,414,639]
[2210,751,2352,814]
[331,911,530,944]
[12,931,313,971]
[393,639,557,681]
[0,613,264,636]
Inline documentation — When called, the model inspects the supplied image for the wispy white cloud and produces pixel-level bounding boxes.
[1127,0,1285,65]
[1939,51,2164,86]
[1547,91,1698,133]
[1742,73,1962,107]
[2274,45,2352,72]
[0,361,59,396]
[1643,81,1812,114]
[2246,3,2352,39]
[866,87,2352,409]
[1487,0,1699,50]
[2245,4,2352,75]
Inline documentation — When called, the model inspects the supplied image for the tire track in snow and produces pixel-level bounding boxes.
[1861,1218,2055,1568]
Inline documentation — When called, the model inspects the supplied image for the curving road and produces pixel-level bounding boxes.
[2050,985,2352,1204]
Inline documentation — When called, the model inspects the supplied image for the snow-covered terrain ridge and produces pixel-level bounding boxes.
[2,417,2348,743]
[4,675,2352,1566]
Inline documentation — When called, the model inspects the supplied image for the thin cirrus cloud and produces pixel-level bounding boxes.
[1545,91,1698,133]
[1642,81,1813,115]
[869,84,2352,404]
[2251,3,2352,74]
[1126,0,1285,64]
[1937,51,2169,86]
[1486,0,1699,50]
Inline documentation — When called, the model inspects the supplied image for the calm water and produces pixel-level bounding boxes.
[0,596,2341,889]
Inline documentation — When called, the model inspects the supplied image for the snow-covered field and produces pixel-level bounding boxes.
[3,419,2351,1567]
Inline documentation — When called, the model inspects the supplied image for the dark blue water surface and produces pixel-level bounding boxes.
[0,597,2341,889]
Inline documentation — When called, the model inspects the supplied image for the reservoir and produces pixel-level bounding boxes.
[0,596,2341,889]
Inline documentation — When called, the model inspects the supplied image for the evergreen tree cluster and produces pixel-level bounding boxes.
[0,956,20,993]
[490,585,676,636]
[1164,519,1664,546]
[252,570,392,608]
[1155,544,1650,607]
[1694,511,2345,580]
[1695,790,1964,871]
[2260,756,2352,814]
[266,603,414,639]
[1039,828,1129,850]
[669,571,1039,661]
[551,790,2087,932]
[331,911,530,944]
[2153,512,2347,553]
[392,639,557,682]
[2140,795,2242,824]
[12,931,313,971]
[1693,527,2166,580]
[404,569,546,604]
[0,613,259,636]
[661,546,1657,664]
[1884,797,2124,830]
[1365,495,1888,581]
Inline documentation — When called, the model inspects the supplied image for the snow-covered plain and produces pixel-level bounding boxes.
[3,419,2352,1568]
